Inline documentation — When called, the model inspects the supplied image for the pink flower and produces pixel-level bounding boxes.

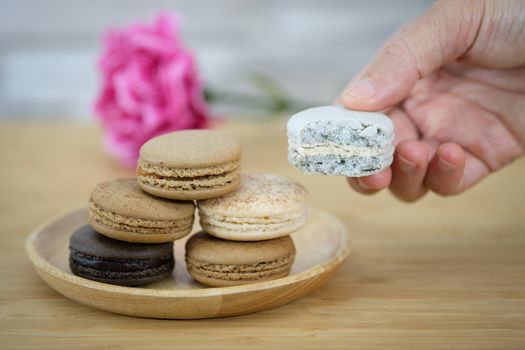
[93,14,212,167]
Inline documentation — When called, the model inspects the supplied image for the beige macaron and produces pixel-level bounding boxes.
[197,173,308,241]
[137,130,241,200]
[88,178,195,243]
[185,231,296,287]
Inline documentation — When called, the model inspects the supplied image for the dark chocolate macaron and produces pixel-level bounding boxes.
[69,225,174,286]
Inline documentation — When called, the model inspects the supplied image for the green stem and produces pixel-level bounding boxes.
[204,86,317,114]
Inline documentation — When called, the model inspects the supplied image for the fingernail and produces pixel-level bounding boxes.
[357,178,372,190]
[455,173,465,192]
[345,78,377,99]
[438,157,456,171]
[398,156,416,173]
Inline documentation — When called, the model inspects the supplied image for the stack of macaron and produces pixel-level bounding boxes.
[69,129,308,288]
[186,173,308,286]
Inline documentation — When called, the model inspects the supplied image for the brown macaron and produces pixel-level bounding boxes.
[185,231,296,287]
[88,178,195,243]
[137,130,241,200]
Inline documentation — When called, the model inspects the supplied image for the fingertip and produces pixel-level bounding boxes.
[436,143,466,168]
[390,140,429,202]
[347,177,376,195]
[425,143,466,196]
[340,78,379,111]
[346,168,391,195]
[357,168,392,191]
[396,139,428,165]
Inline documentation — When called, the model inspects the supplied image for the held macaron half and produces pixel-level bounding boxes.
[185,231,296,287]
[137,130,241,200]
[88,178,195,243]
[197,173,308,241]
[69,225,175,287]
[287,105,394,177]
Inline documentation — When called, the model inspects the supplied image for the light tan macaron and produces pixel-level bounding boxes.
[137,130,241,200]
[198,173,308,241]
[88,178,195,243]
[185,231,296,287]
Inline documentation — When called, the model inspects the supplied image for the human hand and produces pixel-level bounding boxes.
[339,0,525,201]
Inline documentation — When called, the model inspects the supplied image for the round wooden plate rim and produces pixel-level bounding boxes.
[25,206,350,299]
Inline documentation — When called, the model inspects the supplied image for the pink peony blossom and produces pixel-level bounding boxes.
[93,14,212,167]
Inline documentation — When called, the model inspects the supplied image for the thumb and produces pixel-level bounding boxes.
[339,0,484,111]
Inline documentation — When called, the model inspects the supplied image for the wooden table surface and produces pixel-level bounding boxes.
[1,119,524,349]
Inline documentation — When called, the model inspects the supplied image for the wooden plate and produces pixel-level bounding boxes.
[25,207,349,319]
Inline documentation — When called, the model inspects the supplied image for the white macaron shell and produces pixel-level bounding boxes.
[287,105,393,139]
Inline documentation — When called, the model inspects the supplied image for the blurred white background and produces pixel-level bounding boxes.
[0,0,433,119]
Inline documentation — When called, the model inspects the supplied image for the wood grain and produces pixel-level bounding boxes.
[1,119,525,348]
